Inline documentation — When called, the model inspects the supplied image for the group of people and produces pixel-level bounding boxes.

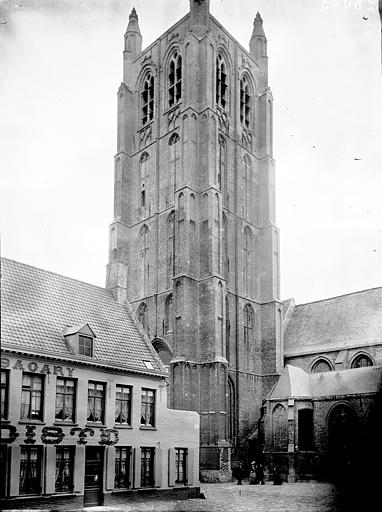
[236,461,282,486]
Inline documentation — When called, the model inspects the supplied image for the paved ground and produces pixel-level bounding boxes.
[82,481,342,512]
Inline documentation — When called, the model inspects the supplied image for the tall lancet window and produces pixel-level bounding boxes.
[169,133,180,199]
[216,54,228,109]
[243,226,253,297]
[141,71,154,125]
[164,293,173,334]
[139,225,149,295]
[140,152,149,209]
[167,212,175,289]
[138,302,148,335]
[218,135,227,199]
[222,213,229,281]
[169,52,182,107]
[242,154,252,219]
[240,75,252,129]
[243,304,253,370]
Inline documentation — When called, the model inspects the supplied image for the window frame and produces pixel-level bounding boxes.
[87,381,106,424]
[140,388,155,428]
[114,446,131,489]
[20,373,44,421]
[19,446,42,496]
[175,448,188,485]
[1,369,9,420]
[216,53,228,110]
[55,446,74,493]
[79,335,93,357]
[140,447,155,487]
[55,377,76,423]
[115,385,132,426]
[141,71,154,126]
[240,75,252,129]
[351,353,373,368]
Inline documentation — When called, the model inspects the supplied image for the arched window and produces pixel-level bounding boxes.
[243,304,253,369]
[218,135,226,195]
[351,354,373,368]
[138,303,148,334]
[217,281,224,355]
[140,152,149,208]
[272,404,288,450]
[222,213,229,280]
[169,133,180,199]
[167,212,175,288]
[228,377,236,442]
[139,225,149,295]
[240,75,252,129]
[168,52,182,107]
[242,154,252,219]
[225,295,230,360]
[164,294,173,333]
[216,54,228,109]
[141,72,154,125]
[243,226,253,297]
[311,359,333,373]
[189,194,196,275]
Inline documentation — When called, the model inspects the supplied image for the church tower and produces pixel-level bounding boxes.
[106,0,282,479]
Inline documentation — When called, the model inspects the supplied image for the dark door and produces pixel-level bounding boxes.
[84,447,103,506]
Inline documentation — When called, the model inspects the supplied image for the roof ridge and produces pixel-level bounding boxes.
[294,285,382,307]
[1,257,107,293]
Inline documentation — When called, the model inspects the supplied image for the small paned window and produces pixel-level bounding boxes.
[141,388,155,427]
[55,378,75,422]
[1,370,9,420]
[175,448,188,484]
[142,72,154,125]
[140,447,155,487]
[298,409,314,451]
[79,335,93,356]
[216,54,228,109]
[20,446,42,495]
[240,76,252,128]
[169,52,182,107]
[87,381,105,424]
[55,446,74,493]
[115,385,132,425]
[21,373,44,421]
[115,447,131,489]
[351,354,373,368]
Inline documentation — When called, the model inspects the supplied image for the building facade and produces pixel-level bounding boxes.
[1,258,200,508]
[106,0,282,480]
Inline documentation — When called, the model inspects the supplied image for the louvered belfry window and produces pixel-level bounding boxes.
[240,76,251,128]
[142,72,154,125]
[216,54,228,109]
[169,52,182,107]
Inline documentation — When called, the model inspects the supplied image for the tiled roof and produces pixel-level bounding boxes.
[284,287,382,356]
[268,364,382,400]
[1,258,165,375]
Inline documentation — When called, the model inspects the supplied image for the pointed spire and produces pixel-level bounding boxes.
[124,6,142,59]
[250,12,267,59]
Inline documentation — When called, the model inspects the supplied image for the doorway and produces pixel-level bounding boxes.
[84,446,104,506]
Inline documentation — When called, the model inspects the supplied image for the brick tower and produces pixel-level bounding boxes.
[106,0,283,480]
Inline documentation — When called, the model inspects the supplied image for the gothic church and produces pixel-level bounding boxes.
[106,0,382,482]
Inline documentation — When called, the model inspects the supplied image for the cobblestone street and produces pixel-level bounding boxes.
[81,482,342,512]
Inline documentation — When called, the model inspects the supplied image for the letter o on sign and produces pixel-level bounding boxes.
[27,362,39,372]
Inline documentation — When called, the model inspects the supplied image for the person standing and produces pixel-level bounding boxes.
[237,462,245,485]
[249,461,257,485]
[256,463,265,485]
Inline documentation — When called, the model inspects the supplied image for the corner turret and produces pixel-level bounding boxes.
[124,7,142,60]
[250,12,267,60]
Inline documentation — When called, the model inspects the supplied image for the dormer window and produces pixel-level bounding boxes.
[63,323,96,358]
[79,335,93,357]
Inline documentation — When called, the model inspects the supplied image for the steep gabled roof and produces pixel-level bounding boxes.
[0,258,164,375]
[284,287,382,356]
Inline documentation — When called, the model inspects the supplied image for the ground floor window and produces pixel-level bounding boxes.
[140,447,154,487]
[20,446,42,495]
[55,446,74,493]
[114,447,131,489]
[175,448,187,484]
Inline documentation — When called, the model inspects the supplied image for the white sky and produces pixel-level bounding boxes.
[0,0,381,305]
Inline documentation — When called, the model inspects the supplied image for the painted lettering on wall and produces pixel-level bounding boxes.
[1,357,75,377]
